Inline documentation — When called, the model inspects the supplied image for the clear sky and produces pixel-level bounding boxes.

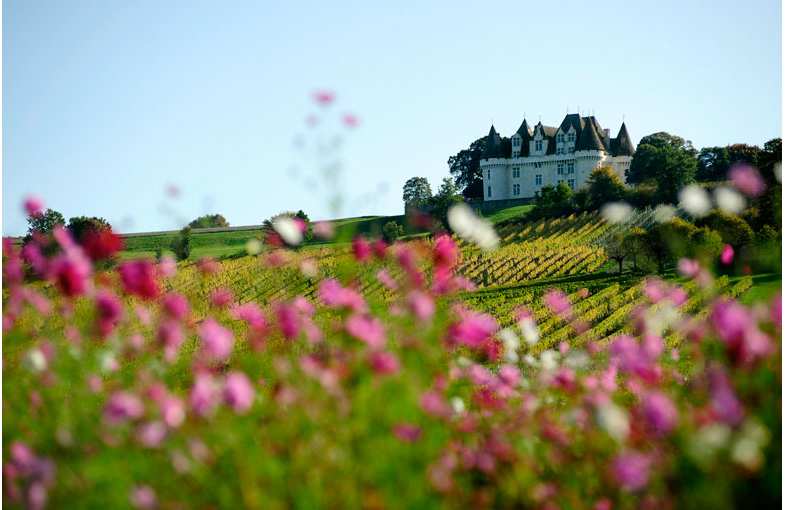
[3,0,781,235]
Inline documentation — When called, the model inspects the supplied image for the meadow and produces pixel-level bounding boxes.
[3,196,781,509]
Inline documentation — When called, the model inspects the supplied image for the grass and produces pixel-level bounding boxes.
[485,204,534,224]
[736,272,781,305]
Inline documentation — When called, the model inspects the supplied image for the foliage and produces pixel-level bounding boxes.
[67,216,111,242]
[170,226,192,261]
[426,178,463,230]
[188,214,229,229]
[585,166,628,210]
[627,132,697,203]
[531,182,575,219]
[382,221,405,242]
[697,211,755,248]
[25,208,65,238]
[402,177,433,211]
[641,218,698,273]
[447,136,487,199]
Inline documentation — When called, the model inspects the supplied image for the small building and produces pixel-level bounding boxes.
[481,114,634,201]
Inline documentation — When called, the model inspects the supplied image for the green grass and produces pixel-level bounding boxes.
[485,204,534,224]
[736,272,781,305]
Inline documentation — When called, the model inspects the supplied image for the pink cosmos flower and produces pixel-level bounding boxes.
[136,421,167,448]
[158,255,177,278]
[678,258,701,278]
[352,236,372,262]
[544,289,571,318]
[433,234,459,270]
[21,243,47,277]
[447,308,498,348]
[729,164,765,197]
[312,221,334,240]
[82,229,124,261]
[210,288,234,308]
[157,320,184,362]
[643,278,667,303]
[190,373,221,417]
[368,351,400,375]
[612,452,651,491]
[196,257,220,275]
[498,364,521,387]
[342,113,359,128]
[224,371,255,414]
[711,299,773,366]
[312,90,335,105]
[420,390,451,418]
[708,366,744,425]
[408,290,435,321]
[642,391,678,435]
[162,293,189,321]
[199,319,234,361]
[345,314,386,348]
[160,396,185,428]
[119,260,160,300]
[231,302,267,330]
[376,269,398,290]
[130,485,157,509]
[49,250,92,297]
[318,279,367,312]
[24,196,44,217]
[104,391,145,425]
[720,244,734,265]
[467,364,493,386]
[95,290,123,337]
[276,301,300,340]
[393,423,421,442]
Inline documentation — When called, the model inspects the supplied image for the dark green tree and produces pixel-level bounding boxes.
[696,211,755,248]
[402,177,433,211]
[585,166,627,209]
[170,227,192,261]
[531,182,574,219]
[627,132,697,203]
[427,177,464,230]
[26,209,65,238]
[189,214,229,229]
[447,136,487,199]
[67,216,111,243]
[382,221,405,242]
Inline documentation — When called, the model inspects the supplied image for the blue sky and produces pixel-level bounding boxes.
[3,0,781,235]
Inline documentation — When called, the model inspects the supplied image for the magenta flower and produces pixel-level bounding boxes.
[162,293,189,321]
[190,373,221,417]
[642,391,678,435]
[230,302,267,330]
[420,390,451,418]
[119,260,160,300]
[318,279,367,312]
[433,234,459,270]
[210,288,234,308]
[276,302,300,340]
[342,113,359,128]
[104,391,145,425]
[393,423,421,442]
[678,258,701,278]
[729,164,765,197]
[21,243,47,277]
[23,196,44,217]
[49,250,92,297]
[95,290,123,337]
[352,236,372,263]
[160,396,185,428]
[199,318,234,361]
[467,364,493,386]
[544,289,571,318]
[408,290,435,321]
[447,308,498,348]
[498,364,521,387]
[312,90,335,105]
[224,371,255,414]
[708,366,744,425]
[130,485,157,509]
[720,244,734,265]
[157,255,177,278]
[711,299,773,366]
[136,421,167,448]
[157,320,184,362]
[612,451,651,491]
[376,269,398,290]
[345,314,386,348]
[368,351,400,375]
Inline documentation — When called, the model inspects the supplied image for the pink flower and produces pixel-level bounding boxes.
[643,278,667,303]
[157,320,184,362]
[160,396,185,428]
[720,244,734,265]
[433,234,459,270]
[678,258,701,278]
[276,302,300,340]
[352,236,372,262]
[104,391,145,424]
[342,113,359,128]
[196,257,219,275]
[158,255,177,278]
[642,391,678,435]
[729,164,765,197]
[345,314,386,348]
[668,287,688,306]
[711,299,773,366]
[376,269,398,290]
[420,390,451,418]
[231,302,267,332]
[312,90,335,105]
[447,308,498,348]
[612,452,651,491]
[119,260,160,300]
[136,421,167,448]
[24,196,44,217]
[312,221,334,240]
[21,243,47,277]
[498,364,521,387]
[368,351,400,375]
[393,423,421,442]
[210,288,234,308]
[82,229,124,261]
[95,290,123,337]
[199,319,234,361]
[190,373,221,417]
[318,279,367,312]
[708,365,744,425]
[544,289,571,318]
[224,371,255,414]
[162,293,189,321]
[130,485,157,509]
[408,290,435,321]
[49,249,92,297]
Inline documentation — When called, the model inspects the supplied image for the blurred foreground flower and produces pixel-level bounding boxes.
[447,203,499,250]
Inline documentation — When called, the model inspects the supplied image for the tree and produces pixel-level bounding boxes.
[531,182,574,219]
[623,227,648,271]
[170,227,192,261]
[604,231,628,274]
[402,177,433,211]
[688,227,724,265]
[189,214,229,229]
[696,211,754,248]
[382,221,404,242]
[427,177,464,230]
[26,209,65,238]
[585,166,627,210]
[627,132,697,203]
[447,136,487,199]
[67,216,111,243]
[696,144,762,182]
[642,218,698,273]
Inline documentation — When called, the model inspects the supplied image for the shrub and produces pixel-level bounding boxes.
[188,214,229,229]
[697,211,755,248]
[170,226,191,261]
[382,221,404,242]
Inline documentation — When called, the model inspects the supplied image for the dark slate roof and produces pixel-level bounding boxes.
[575,116,606,151]
[609,122,635,156]
[558,113,584,135]
[514,119,532,156]
[482,125,504,158]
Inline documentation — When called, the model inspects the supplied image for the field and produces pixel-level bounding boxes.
[3,204,781,509]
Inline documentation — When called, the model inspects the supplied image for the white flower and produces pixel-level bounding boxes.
[450,397,466,415]
[498,328,520,363]
[245,239,262,255]
[714,186,746,215]
[101,352,119,373]
[523,354,538,366]
[600,201,632,224]
[596,402,629,442]
[447,203,499,250]
[24,349,47,373]
[539,350,560,371]
[653,204,677,223]
[679,185,711,217]
[518,317,540,346]
[272,216,303,246]
[564,350,589,369]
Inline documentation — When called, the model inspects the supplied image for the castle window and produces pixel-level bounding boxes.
[512,167,520,178]
[568,179,575,189]
[535,174,542,186]
[535,140,543,152]
[568,132,575,142]
[556,133,564,142]
[556,147,564,155]
[513,184,520,196]
[487,186,492,197]
[487,169,490,179]
[567,161,575,174]
[557,162,565,175]
[513,137,520,146]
